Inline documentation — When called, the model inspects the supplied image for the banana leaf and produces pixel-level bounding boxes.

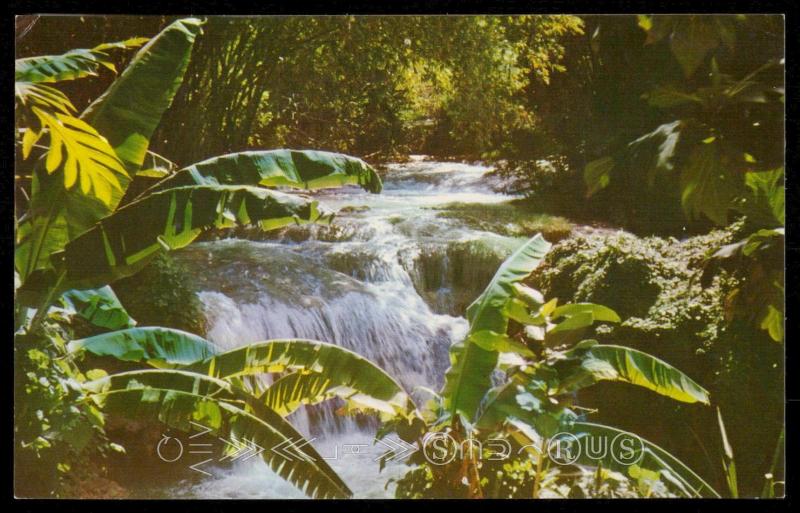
[85,369,351,498]
[556,341,710,404]
[59,286,136,330]
[188,339,412,417]
[441,234,551,420]
[562,422,720,498]
[69,327,220,367]
[142,149,382,198]
[16,18,202,286]
[27,185,331,296]
[15,37,148,84]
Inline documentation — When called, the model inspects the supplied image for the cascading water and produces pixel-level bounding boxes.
[165,156,527,498]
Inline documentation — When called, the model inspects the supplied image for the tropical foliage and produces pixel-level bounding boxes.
[14,17,397,499]
[67,328,413,498]
[14,13,784,500]
[578,16,785,342]
[390,235,718,498]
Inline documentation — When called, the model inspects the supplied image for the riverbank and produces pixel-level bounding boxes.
[90,157,781,499]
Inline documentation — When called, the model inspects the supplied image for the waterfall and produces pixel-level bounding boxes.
[168,156,523,498]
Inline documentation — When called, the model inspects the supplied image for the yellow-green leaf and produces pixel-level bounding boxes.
[21,128,39,159]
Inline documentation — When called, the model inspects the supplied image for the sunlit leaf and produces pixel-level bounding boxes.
[15,81,76,114]
[738,167,784,227]
[188,339,413,418]
[15,37,147,84]
[442,234,551,420]
[143,149,382,199]
[680,139,741,225]
[69,327,220,366]
[759,305,783,343]
[556,343,710,404]
[584,157,614,197]
[51,185,331,293]
[84,368,351,498]
[60,286,136,330]
[14,18,203,290]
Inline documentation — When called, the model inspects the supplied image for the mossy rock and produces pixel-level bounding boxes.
[531,227,741,360]
[530,225,783,497]
[404,237,521,316]
[433,201,573,242]
[113,253,206,336]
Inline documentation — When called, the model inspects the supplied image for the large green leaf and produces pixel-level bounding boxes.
[31,185,331,295]
[556,342,710,404]
[475,373,565,439]
[559,422,720,498]
[668,17,726,79]
[584,121,685,197]
[638,15,736,78]
[188,339,412,418]
[584,156,614,197]
[69,327,220,367]
[548,303,621,334]
[60,286,136,331]
[143,149,382,198]
[15,18,202,288]
[475,340,708,442]
[84,369,352,498]
[260,369,406,419]
[75,328,411,417]
[82,19,202,177]
[738,167,785,227]
[70,328,411,419]
[680,139,741,225]
[15,37,148,84]
[627,121,684,187]
[550,303,621,324]
[441,234,551,421]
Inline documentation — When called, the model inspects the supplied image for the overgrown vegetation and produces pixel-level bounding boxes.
[434,202,573,241]
[14,18,409,499]
[529,226,783,496]
[390,235,717,498]
[14,13,784,499]
[112,253,206,336]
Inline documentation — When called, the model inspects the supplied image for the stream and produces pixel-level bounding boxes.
[162,156,531,498]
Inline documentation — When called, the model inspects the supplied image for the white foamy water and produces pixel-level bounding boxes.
[164,156,524,498]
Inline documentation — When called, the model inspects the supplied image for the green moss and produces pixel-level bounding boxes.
[387,215,405,225]
[530,226,742,356]
[433,201,573,241]
[112,253,206,336]
[338,205,371,213]
[529,223,783,496]
[403,237,521,315]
